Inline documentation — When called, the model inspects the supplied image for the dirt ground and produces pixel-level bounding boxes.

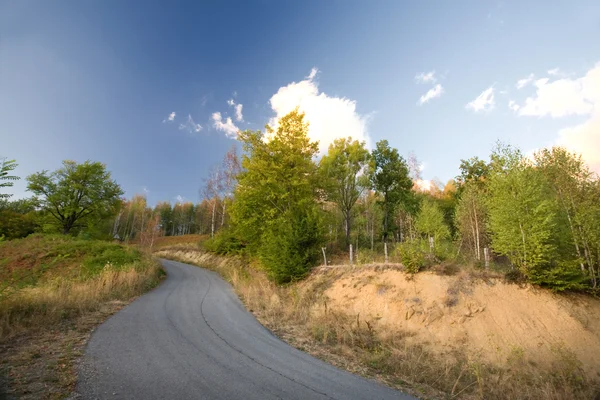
[321,268,600,377]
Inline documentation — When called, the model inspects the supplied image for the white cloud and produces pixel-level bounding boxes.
[516,74,535,89]
[548,68,560,76]
[176,195,185,203]
[414,179,433,192]
[466,86,495,113]
[178,114,202,134]
[511,63,600,173]
[163,111,176,123]
[143,186,150,194]
[212,112,239,138]
[417,84,444,105]
[267,68,371,153]
[415,71,436,84]
[307,67,318,80]
[234,104,243,121]
[227,99,244,121]
[557,112,600,173]
[515,75,594,118]
[508,100,520,112]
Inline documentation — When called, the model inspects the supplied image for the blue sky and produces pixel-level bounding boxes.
[2,1,599,204]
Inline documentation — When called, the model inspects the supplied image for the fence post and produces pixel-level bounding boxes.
[321,247,327,266]
[484,247,490,269]
[384,242,388,264]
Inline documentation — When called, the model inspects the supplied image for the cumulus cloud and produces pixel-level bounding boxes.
[466,86,495,112]
[516,74,535,89]
[163,111,176,123]
[178,114,202,134]
[508,100,520,112]
[515,76,594,118]
[511,63,600,173]
[267,68,371,153]
[212,112,239,138]
[418,84,444,105]
[415,71,436,84]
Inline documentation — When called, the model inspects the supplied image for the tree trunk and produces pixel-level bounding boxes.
[211,199,216,238]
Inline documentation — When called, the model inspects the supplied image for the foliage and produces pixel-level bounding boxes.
[232,109,324,282]
[487,145,585,290]
[415,197,450,241]
[319,137,370,244]
[203,229,245,255]
[26,160,123,235]
[397,242,425,274]
[369,140,413,241]
[258,207,323,283]
[0,158,19,200]
[0,211,37,239]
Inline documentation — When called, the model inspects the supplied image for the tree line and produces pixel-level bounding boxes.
[2,109,599,290]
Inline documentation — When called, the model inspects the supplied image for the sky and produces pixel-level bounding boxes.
[1,1,600,205]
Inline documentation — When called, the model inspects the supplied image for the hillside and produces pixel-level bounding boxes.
[157,244,600,399]
[0,234,163,399]
[319,267,600,376]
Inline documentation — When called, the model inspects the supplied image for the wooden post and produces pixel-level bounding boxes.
[321,247,327,266]
[484,247,490,269]
[384,242,388,264]
[349,244,353,266]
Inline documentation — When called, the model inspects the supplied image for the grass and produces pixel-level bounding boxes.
[0,234,164,398]
[157,243,600,400]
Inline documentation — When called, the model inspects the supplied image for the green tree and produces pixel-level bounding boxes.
[455,183,487,261]
[232,109,323,282]
[26,160,123,235]
[0,158,19,199]
[319,137,370,245]
[534,147,599,287]
[415,197,450,242]
[487,145,583,289]
[369,140,413,242]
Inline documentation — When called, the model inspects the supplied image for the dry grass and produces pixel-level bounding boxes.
[0,261,163,340]
[157,245,600,400]
[0,234,164,398]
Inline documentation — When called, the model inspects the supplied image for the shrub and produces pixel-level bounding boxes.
[258,207,323,284]
[397,242,425,274]
[203,229,245,255]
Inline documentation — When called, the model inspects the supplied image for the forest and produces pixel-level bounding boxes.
[2,109,599,290]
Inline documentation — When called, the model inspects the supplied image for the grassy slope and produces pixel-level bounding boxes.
[0,234,164,399]
[157,240,600,400]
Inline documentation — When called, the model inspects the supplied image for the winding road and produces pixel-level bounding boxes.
[75,259,414,399]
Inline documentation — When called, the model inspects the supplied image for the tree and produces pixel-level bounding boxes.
[534,147,599,287]
[232,109,323,282]
[455,184,487,260]
[26,160,123,235]
[0,158,19,199]
[415,197,450,243]
[487,145,583,289]
[369,140,413,242]
[319,137,370,245]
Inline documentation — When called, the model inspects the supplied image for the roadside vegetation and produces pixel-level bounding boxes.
[0,159,162,399]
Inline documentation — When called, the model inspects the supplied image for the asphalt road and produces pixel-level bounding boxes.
[75,259,414,400]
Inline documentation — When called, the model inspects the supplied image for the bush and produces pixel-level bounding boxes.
[397,242,426,274]
[258,207,323,284]
[203,229,245,255]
